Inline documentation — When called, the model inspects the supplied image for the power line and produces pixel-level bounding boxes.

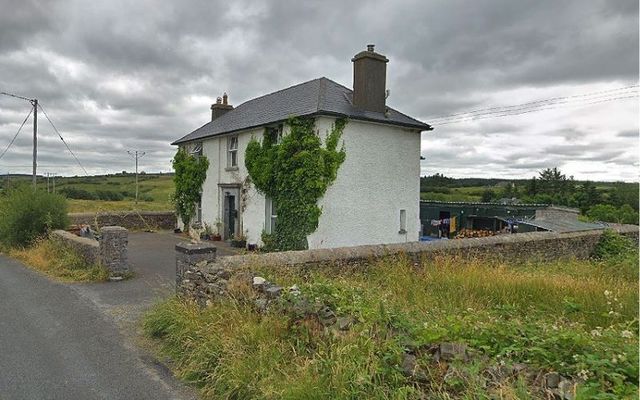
[0,107,33,161]
[427,85,639,124]
[434,94,638,126]
[37,103,89,176]
[0,91,32,102]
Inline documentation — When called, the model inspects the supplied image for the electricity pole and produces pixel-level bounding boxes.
[127,150,146,204]
[32,99,37,189]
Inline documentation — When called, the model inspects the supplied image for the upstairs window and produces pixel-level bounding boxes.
[227,136,238,167]
[190,142,203,157]
[266,124,284,144]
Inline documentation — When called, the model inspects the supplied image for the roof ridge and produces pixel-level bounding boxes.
[234,77,325,109]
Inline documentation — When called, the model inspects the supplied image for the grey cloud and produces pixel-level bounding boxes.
[0,0,637,179]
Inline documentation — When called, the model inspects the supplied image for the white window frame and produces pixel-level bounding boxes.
[265,196,277,234]
[227,136,238,168]
[190,142,203,157]
[266,124,284,144]
[399,209,407,234]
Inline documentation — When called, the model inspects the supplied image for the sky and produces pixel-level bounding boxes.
[0,0,638,181]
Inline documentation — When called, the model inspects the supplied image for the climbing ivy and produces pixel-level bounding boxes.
[245,117,347,251]
[172,148,209,229]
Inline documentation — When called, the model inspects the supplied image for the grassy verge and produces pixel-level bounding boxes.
[8,238,109,282]
[144,242,638,399]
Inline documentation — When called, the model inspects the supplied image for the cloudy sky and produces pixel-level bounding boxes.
[0,0,638,181]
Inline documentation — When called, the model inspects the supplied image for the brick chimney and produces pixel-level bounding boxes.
[351,44,389,113]
[210,92,233,121]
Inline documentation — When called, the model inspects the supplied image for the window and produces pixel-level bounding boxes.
[195,199,202,224]
[190,142,203,157]
[266,124,284,144]
[265,196,277,234]
[227,136,238,167]
[399,209,407,234]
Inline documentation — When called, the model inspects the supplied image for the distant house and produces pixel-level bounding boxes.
[172,45,432,249]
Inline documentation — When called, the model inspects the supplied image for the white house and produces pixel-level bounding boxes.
[172,45,432,249]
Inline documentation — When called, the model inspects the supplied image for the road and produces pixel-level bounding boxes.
[0,236,196,399]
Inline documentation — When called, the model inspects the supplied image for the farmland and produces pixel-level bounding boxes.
[0,173,174,213]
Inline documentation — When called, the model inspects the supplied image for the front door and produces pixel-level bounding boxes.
[223,189,239,240]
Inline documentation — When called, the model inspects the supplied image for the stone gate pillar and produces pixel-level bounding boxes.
[175,242,217,294]
[99,226,129,278]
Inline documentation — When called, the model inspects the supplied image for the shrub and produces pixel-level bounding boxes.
[592,229,635,260]
[59,186,96,200]
[95,190,124,201]
[0,188,68,247]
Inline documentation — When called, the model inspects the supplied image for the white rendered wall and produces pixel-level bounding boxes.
[200,127,267,245]
[194,117,420,249]
[307,117,421,249]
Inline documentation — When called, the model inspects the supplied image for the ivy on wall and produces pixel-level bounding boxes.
[172,148,209,229]
[245,117,347,251]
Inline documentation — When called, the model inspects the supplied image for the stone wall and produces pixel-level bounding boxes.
[51,230,99,265]
[51,226,130,277]
[69,211,176,231]
[176,225,638,303]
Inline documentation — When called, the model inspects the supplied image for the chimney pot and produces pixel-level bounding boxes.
[211,93,233,121]
[216,97,222,104]
[222,92,228,105]
[367,44,375,52]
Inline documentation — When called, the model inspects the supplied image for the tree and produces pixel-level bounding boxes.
[245,117,346,251]
[481,189,495,202]
[172,149,209,229]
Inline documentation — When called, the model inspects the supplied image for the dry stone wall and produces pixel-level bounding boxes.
[177,225,638,304]
[69,211,176,231]
[51,226,129,277]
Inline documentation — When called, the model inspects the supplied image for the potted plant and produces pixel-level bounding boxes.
[212,218,223,241]
[230,231,247,248]
[200,223,214,241]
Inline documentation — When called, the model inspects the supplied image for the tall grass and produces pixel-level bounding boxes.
[144,241,638,399]
[9,238,109,282]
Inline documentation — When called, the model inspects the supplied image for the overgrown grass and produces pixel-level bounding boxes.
[144,239,638,399]
[9,238,109,282]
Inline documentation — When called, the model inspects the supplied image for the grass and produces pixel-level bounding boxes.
[8,238,109,282]
[143,237,639,399]
[2,173,175,213]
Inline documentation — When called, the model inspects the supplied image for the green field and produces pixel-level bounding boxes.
[144,232,639,399]
[1,173,174,213]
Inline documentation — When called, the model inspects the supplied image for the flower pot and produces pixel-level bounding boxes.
[212,234,222,241]
[231,239,246,248]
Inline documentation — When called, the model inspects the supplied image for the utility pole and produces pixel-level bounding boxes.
[32,98,37,190]
[127,150,146,204]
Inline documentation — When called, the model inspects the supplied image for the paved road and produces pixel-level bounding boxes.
[0,232,204,400]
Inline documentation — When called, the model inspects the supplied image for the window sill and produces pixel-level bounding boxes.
[225,166,239,172]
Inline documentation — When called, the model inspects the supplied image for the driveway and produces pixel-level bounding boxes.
[0,254,194,400]
[0,231,231,399]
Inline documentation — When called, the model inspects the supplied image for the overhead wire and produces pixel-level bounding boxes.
[37,103,89,176]
[427,85,639,125]
[0,107,33,161]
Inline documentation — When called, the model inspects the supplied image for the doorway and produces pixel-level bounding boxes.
[222,188,240,240]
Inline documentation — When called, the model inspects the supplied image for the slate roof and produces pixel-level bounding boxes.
[172,77,432,145]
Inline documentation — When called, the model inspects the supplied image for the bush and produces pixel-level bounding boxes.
[593,229,635,260]
[587,204,639,225]
[0,188,68,247]
[95,190,124,201]
[59,186,96,200]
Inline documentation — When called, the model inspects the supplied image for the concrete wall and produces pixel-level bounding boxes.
[69,211,176,231]
[196,116,421,249]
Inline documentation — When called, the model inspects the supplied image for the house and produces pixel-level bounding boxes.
[172,45,432,249]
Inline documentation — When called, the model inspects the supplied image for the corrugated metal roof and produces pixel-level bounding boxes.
[517,219,607,233]
[420,200,550,208]
[172,77,432,145]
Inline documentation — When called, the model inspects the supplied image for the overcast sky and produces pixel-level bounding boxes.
[0,0,638,181]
